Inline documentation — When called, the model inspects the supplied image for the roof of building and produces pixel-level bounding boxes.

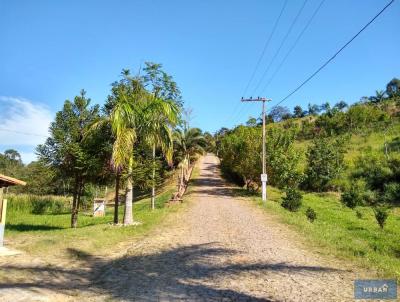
[0,174,26,188]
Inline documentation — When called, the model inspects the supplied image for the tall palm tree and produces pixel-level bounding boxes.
[140,96,179,210]
[89,76,146,225]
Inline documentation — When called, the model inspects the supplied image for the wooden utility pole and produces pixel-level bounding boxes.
[241,97,272,203]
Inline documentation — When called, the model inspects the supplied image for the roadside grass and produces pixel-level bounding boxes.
[249,186,400,279]
[4,188,178,259]
[3,160,203,261]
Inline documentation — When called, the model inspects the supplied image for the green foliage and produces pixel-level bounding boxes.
[281,187,302,212]
[341,180,368,209]
[305,207,316,222]
[219,126,301,190]
[6,194,70,214]
[303,137,346,191]
[373,207,389,229]
[351,153,400,205]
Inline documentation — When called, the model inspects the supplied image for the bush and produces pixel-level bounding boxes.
[356,210,363,219]
[305,207,317,222]
[281,188,302,212]
[383,182,400,205]
[303,137,346,191]
[341,180,367,209]
[373,207,389,229]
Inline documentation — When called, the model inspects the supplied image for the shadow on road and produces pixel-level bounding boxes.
[0,243,345,301]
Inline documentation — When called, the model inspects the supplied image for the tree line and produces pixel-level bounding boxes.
[1,62,208,228]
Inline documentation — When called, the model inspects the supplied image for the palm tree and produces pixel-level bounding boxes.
[89,75,146,225]
[140,96,179,210]
[370,90,386,103]
[173,128,206,184]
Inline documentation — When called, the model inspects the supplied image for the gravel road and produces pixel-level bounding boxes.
[0,154,370,301]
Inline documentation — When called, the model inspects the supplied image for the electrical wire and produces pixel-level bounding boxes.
[224,0,289,128]
[261,0,326,94]
[272,0,395,110]
[251,0,309,96]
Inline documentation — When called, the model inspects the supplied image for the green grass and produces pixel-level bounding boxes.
[250,186,400,279]
[4,188,180,258]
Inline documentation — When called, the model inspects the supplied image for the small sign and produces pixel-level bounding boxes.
[260,174,268,182]
[354,279,397,299]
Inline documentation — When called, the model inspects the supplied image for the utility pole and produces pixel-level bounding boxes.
[241,97,272,203]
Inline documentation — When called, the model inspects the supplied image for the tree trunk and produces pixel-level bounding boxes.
[123,162,134,225]
[71,177,81,228]
[151,143,156,210]
[114,172,120,224]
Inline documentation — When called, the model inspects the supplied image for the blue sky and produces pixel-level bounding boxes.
[1,0,399,163]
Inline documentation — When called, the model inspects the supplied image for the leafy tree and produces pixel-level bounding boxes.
[37,90,108,228]
[333,100,348,111]
[320,102,331,113]
[307,103,321,115]
[269,106,291,122]
[4,149,22,163]
[293,105,305,118]
[246,117,257,127]
[303,137,346,191]
[386,78,400,98]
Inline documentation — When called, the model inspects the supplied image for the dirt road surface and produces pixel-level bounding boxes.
[0,154,370,301]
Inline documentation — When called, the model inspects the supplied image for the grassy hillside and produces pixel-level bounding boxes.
[249,187,400,279]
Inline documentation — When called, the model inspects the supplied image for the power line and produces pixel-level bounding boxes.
[234,0,308,126]
[251,0,309,96]
[225,1,288,127]
[273,0,396,109]
[261,0,326,94]
[242,0,289,97]
[0,127,48,138]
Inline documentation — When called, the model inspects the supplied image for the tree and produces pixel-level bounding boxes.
[386,78,400,98]
[141,62,181,210]
[246,117,257,127]
[293,105,305,118]
[333,100,348,111]
[174,127,206,186]
[303,137,346,191]
[4,149,22,163]
[307,103,321,115]
[140,96,179,210]
[369,90,386,103]
[269,106,290,122]
[37,90,107,228]
[320,102,331,113]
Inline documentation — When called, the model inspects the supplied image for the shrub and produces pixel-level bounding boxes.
[303,137,346,191]
[383,182,400,205]
[373,207,389,229]
[341,180,367,209]
[281,188,302,212]
[355,210,363,219]
[305,207,317,222]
